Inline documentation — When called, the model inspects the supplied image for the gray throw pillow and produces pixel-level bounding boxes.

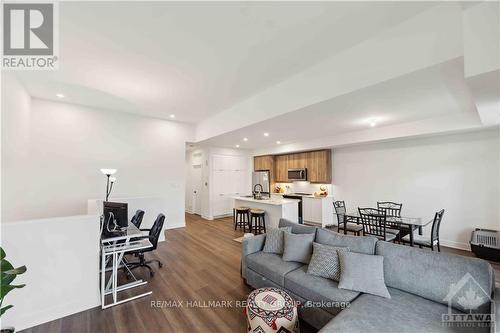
[307,242,350,281]
[263,227,292,254]
[282,232,315,264]
[338,251,391,299]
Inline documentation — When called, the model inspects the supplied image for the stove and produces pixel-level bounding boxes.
[282,194,309,224]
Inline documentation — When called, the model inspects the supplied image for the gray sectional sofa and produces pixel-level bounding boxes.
[241,219,499,333]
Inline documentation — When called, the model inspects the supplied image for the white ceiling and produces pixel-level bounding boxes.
[15,1,435,123]
[199,59,479,149]
[11,1,498,152]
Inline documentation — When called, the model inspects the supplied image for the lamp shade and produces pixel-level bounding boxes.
[100,168,117,175]
[109,177,117,183]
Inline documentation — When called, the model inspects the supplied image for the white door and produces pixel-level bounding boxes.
[191,165,202,215]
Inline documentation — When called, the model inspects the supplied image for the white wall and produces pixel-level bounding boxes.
[1,215,101,331]
[2,77,194,228]
[331,129,500,250]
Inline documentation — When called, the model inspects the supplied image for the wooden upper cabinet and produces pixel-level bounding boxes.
[254,149,331,187]
[274,155,288,182]
[306,150,331,183]
[254,155,273,171]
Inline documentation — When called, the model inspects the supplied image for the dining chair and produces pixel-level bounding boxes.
[377,201,402,217]
[358,208,398,242]
[333,201,363,236]
[377,202,404,241]
[402,209,444,251]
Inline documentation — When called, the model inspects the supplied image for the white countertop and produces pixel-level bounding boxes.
[233,196,300,205]
[271,193,334,199]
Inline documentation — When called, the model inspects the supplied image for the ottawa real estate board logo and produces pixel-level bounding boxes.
[2,2,59,70]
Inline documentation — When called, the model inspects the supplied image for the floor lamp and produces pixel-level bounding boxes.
[100,169,117,201]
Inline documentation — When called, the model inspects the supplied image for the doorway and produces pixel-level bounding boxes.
[191,164,202,215]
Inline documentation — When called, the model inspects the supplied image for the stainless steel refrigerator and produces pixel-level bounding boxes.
[252,171,270,196]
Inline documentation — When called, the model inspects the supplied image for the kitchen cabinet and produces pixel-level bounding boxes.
[303,196,334,227]
[306,150,331,183]
[272,149,331,184]
[303,197,322,223]
[274,154,288,182]
[212,155,250,217]
[286,152,307,169]
[254,155,274,171]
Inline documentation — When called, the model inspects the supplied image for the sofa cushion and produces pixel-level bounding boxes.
[319,288,484,333]
[283,232,315,264]
[263,227,291,254]
[338,251,390,299]
[307,242,349,281]
[315,228,377,255]
[284,265,360,315]
[376,241,494,313]
[279,218,317,234]
[246,252,303,286]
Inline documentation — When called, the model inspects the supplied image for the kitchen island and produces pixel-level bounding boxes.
[233,196,299,230]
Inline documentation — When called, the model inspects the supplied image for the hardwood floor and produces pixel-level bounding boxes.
[24,214,253,333]
[22,214,498,332]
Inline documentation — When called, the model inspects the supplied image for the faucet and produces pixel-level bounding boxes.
[253,184,263,199]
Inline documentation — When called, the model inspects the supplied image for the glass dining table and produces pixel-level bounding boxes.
[333,211,432,246]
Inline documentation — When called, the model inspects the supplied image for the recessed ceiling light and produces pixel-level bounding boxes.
[236,144,240,148]
[276,141,281,144]
[56,93,64,98]
[264,132,269,137]
[368,118,378,127]
[169,114,175,119]
[243,137,248,142]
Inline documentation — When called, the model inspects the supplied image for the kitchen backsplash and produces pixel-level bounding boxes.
[274,181,332,195]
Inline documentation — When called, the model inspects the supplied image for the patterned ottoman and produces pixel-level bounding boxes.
[246,287,299,333]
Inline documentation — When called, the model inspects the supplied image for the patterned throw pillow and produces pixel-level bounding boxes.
[307,242,350,281]
[263,227,292,254]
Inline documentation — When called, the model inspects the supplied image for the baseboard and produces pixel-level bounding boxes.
[213,213,232,219]
[440,239,471,251]
[202,215,214,220]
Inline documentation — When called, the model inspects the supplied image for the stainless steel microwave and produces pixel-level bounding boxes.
[288,168,307,181]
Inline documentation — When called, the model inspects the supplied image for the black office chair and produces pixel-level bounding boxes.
[126,213,165,277]
[130,209,145,228]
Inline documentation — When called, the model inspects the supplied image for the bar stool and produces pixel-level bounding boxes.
[234,207,251,232]
[250,209,266,234]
